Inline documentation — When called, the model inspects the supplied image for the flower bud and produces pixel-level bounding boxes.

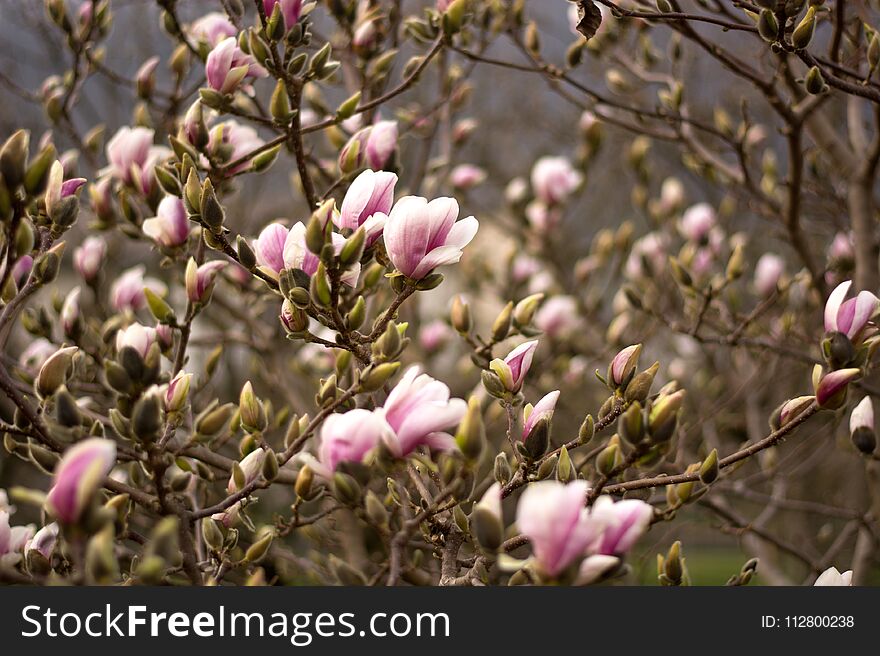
[792,7,816,50]
[608,344,641,389]
[556,445,575,483]
[202,518,224,552]
[624,361,660,404]
[579,414,595,444]
[850,396,876,454]
[450,295,472,334]
[815,368,861,409]
[618,401,645,445]
[805,65,826,94]
[36,346,77,398]
[333,472,361,505]
[455,396,485,461]
[0,129,29,189]
[491,301,514,342]
[757,9,778,42]
[494,452,511,486]
[239,381,267,432]
[699,448,719,484]
[244,530,274,563]
[596,442,623,476]
[471,483,503,551]
[295,464,315,500]
[513,293,544,327]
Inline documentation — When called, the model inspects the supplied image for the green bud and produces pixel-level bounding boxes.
[624,362,659,404]
[36,346,77,398]
[757,9,779,42]
[333,472,361,505]
[295,465,315,500]
[336,91,362,121]
[202,518,224,552]
[239,381,267,432]
[805,65,826,94]
[455,396,485,461]
[618,401,645,445]
[491,301,514,342]
[0,129,29,189]
[451,295,471,334]
[85,526,119,584]
[513,293,544,328]
[791,7,816,49]
[310,261,332,307]
[556,445,575,483]
[339,227,366,267]
[199,178,225,231]
[184,168,201,214]
[699,448,719,484]
[365,490,388,527]
[494,452,511,486]
[195,403,234,437]
[346,296,366,330]
[596,442,623,476]
[24,142,56,196]
[579,415,595,444]
[144,287,175,323]
[54,385,81,427]
[132,392,163,442]
[270,79,293,122]
[244,531,274,563]
[261,448,279,481]
[360,362,401,392]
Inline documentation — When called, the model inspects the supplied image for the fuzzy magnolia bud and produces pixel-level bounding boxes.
[491,301,514,341]
[295,465,315,500]
[618,401,645,445]
[470,483,503,552]
[699,448,719,484]
[596,441,623,476]
[455,396,485,461]
[791,7,816,50]
[36,346,77,398]
[494,452,512,485]
[757,9,779,43]
[239,381,267,432]
[451,295,472,334]
[625,362,660,404]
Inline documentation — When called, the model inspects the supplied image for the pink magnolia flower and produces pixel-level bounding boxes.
[814,567,853,586]
[816,368,861,408]
[115,323,158,358]
[25,522,59,560]
[754,253,784,297]
[263,0,304,30]
[60,286,81,337]
[530,156,582,205]
[185,259,226,303]
[110,265,167,312]
[535,296,578,338]
[45,160,86,219]
[376,366,467,457]
[207,121,265,174]
[0,511,33,566]
[205,37,268,95]
[679,202,716,243]
[189,12,237,47]
[46,438,117,524]
[609,344,641,386]
[340,121,399,171]
[850,396,874,433]
[316,408,387,476]
[227,449,267,494]
[515,481,605,577]
[212,501,243,528]
[525,201,562,233]
[522,390,560,440]
[591,496,653,555]
[143,195,190,247]
[419,320,453,352]
[828,232,854,262]
[337,169,397,243]
[383,196,479,279]
[73,236,106,282]
[625,232,667,280]
[254,222,360,285]
[824,280,880,342]
[491,340,539,393]
[136,56,160,97]
[104,127,170,195]
[450,164,486,190]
